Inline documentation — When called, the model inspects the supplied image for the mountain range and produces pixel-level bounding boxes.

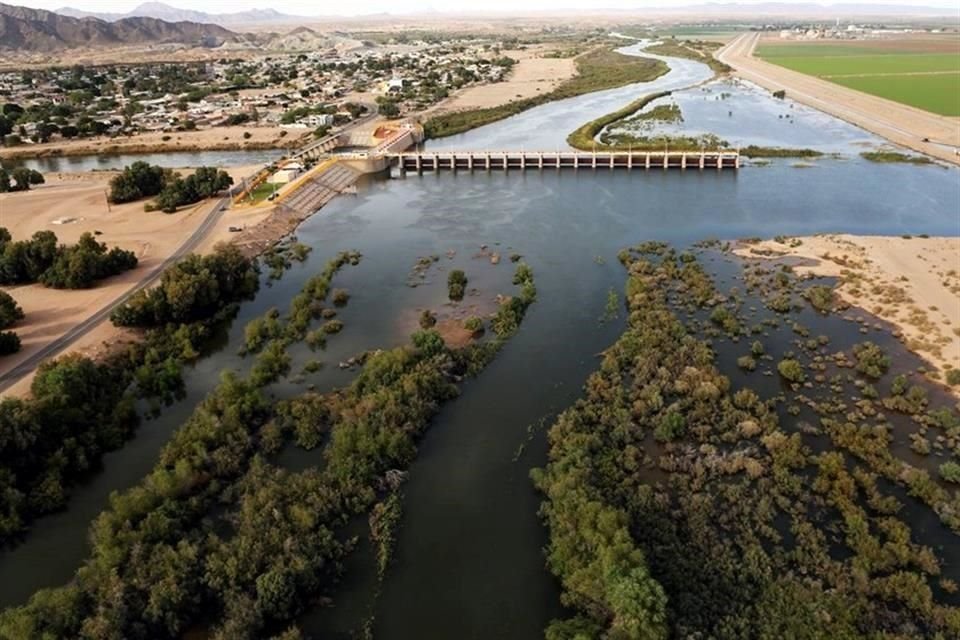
[56,1,302,25]
[0,2,237,52]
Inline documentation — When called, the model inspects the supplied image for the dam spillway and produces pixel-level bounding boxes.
[390,150,740,173]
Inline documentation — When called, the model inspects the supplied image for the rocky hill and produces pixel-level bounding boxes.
[0,1,237,52]
[56,2,301,26]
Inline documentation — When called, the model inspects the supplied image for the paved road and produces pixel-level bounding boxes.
[0,194,232,393]
[717,33,960,165]
[0,106,387,394]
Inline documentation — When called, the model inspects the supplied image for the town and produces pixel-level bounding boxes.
[0,36,518,146]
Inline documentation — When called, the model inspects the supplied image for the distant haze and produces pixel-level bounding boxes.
[19,0,960,17]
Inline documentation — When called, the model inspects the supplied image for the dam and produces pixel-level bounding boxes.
[390,150,740,173]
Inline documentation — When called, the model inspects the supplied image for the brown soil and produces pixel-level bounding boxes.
[735,234,960,390]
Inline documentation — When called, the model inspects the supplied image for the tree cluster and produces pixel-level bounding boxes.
[0,167,44,193]
[109,162,232,212]
[0,228,137,289]
[111,243,257,327]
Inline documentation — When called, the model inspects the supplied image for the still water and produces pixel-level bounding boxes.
[0,41,958,639]
[14,148,287,172]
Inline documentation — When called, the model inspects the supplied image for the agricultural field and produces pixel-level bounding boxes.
[756,39,960,116]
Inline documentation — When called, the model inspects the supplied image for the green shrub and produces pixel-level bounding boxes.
[419,309,437,329]
[777,359,806,383]
[448,269,467,301]
[655,411,687,442]
[939,462,960,484]
[332,289,350,307]
[853,342,890,380]
[464,316,484,334]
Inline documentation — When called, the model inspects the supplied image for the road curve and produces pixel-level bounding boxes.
[717,33,960,165]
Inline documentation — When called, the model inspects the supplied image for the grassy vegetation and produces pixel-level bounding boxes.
[567,91,672,149]
[246,180,280,203]
[740,145,823,158]
[861,150,935,165]
[756,42,960,116]
[568,95,822,158]
[423,48,669,138]
[645,39,732,75]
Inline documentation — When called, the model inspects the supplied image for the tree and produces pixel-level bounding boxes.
[0,169,9,193]
[10,167,35,192]
[108,161,168,204]
[0,290,24,328]
[0,330,20,355]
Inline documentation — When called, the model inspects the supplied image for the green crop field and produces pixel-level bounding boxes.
[757,42,960,116]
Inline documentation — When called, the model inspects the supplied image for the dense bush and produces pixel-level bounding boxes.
[0,330,20,355]
[853,341,891,379]
[777,358,806,383]
[153,166,233,213]
[108,161,169,203]
[0,228,136,288]
[39,233,138,289]
[0,262,540,638]
[0,168,44,193]
[111,243,257,327]
[447,269,467,301]
[0,290,24,328]
[533,247,960,639]
[0,354,138,540]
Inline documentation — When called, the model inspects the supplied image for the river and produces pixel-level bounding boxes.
[13,148,287,173]
[1,40,958,639]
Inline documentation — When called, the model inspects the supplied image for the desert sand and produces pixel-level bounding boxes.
[717,33,960,166]
[0,164,265,396]
[423,47,576,117]
[0,126,306,161]
[735,234,960,386]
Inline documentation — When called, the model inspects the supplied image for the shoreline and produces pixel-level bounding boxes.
[733,234,960,395]
[0,161,351,397]
[0,126,307,161]
[717,33,960,167]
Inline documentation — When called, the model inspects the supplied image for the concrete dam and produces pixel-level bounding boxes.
[391,150,741,173]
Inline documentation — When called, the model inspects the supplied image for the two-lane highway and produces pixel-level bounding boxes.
[0,193,233,393]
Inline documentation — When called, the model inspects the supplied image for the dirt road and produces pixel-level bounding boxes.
[717,33,960,165]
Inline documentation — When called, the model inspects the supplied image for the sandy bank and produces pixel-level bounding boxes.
[0,126,307,161]
[734,234,960,388]
[423,47,576,117]
[0,165,275,396]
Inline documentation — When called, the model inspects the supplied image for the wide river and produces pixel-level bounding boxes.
[1,41,958,639]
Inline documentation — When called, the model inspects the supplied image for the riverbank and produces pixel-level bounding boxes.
[717,33,960,166]
[422,46,669,139]
[422,46,577,118]
[734,234,960,390]
[0,126,307,161]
